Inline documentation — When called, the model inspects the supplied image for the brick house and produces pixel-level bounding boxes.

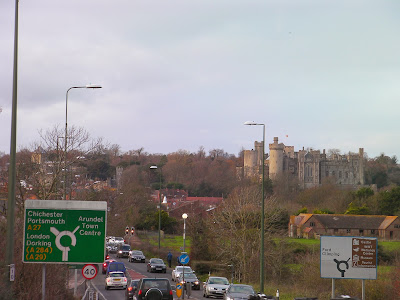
[289,213,400,240]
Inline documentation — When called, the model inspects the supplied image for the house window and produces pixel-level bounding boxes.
[346,229,351,233]
[394,224,400,229]
[371,229,375,234]
[310,222,315,227]
[359,229,364,235]
[334,229,338,234]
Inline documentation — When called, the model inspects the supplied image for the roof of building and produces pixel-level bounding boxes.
[312,214,388,229]
[379,216,398,230]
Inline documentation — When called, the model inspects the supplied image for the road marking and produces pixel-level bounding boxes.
[89,279,107,300]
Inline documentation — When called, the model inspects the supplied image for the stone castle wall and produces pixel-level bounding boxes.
[242,137,364,188]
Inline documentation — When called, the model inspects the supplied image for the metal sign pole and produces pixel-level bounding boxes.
[331,278,335,299]
[74,269,78,296]
[362,279,365,300]
[42,264,46,300]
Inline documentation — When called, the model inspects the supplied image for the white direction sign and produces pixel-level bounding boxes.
[321,236,377,280]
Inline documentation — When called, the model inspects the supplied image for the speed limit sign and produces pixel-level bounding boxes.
[82,264,98,280]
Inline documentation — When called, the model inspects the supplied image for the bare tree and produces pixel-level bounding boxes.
[207,185,284,283]
[25,125,104,200]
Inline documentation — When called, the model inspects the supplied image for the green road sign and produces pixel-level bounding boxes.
[23,200,107,264]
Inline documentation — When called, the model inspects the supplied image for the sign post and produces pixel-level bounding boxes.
[321,236,377,300]
[23,200,107,264]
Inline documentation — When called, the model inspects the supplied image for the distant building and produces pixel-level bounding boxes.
[240,137,365,188]
[289,213,400,240]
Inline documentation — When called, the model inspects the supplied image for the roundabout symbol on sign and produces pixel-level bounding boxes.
[82,264,98,280]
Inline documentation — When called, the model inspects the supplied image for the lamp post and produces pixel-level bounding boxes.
[64,84,101,200]
[244,120,265,293]
[150,165,162,251]
[182,213,188,252]
[182,213,188,299]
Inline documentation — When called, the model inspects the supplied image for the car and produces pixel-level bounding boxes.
[177,272,201,290]
[147,258,167,273]
[117,243,131,258]
[105,271,128,290]
[114,236,125,244]
[125,279,140,300]
[107,261,126,275]
[203,276,230,298]
[102,259,116,274]
[107,242,118,254]
[171,266,194,281]
[223,284,256,300]
[134,278,173,300]
[128,250,146,263]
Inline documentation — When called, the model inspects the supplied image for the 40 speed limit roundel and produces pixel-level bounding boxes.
[82,264,98,280]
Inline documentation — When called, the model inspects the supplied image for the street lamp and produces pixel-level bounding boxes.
[182,213,188,252]
[150,165,162,251]
[244,120,265,293]
[182,213,188,300]
[64,84,102,200]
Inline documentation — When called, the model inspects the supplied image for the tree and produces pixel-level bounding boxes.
[345,202,371,215]
[378,186,400,215]
[206,185,285,283]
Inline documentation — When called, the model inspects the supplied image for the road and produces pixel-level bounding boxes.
[82,254,203,300]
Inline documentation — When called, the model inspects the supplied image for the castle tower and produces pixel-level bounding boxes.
[269,137,284,179]
[359,148,365,185]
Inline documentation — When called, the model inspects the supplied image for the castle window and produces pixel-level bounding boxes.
[326,171,329,177]
[345,172,348,179]
[332,171,335,177]
[339,171,342,178]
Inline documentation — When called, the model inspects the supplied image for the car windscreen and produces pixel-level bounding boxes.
[122,245,131,250]
[151,259,163,264]
[132,251,143,255]
[209,278,229,285]
[183,274,197,279]
[143,280,169,290]
[110,272,124,277]
[230,286,254,294]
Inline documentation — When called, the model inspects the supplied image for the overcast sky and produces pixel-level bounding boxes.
[1,0,400,159]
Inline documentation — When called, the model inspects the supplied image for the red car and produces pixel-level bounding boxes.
[102,259,116,274]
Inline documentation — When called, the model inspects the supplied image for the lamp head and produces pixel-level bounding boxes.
[182,213,188,219]
[86,84,102,89]
[149,165,158,170]
[162,196,168,204]
[244,121,257,126]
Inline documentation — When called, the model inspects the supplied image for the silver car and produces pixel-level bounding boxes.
[203,276,229,298]
[172,266,194,281]
[223,284,256,300]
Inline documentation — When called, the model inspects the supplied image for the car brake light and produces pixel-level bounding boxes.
[128,287,133,291]
[103,263,106,267]
[138,290,142,295]
[169,290,173,295]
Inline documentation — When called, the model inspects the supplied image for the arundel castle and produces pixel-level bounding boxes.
[240,137,365,189]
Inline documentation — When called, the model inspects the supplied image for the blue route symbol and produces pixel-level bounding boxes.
[179,254,190,265]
